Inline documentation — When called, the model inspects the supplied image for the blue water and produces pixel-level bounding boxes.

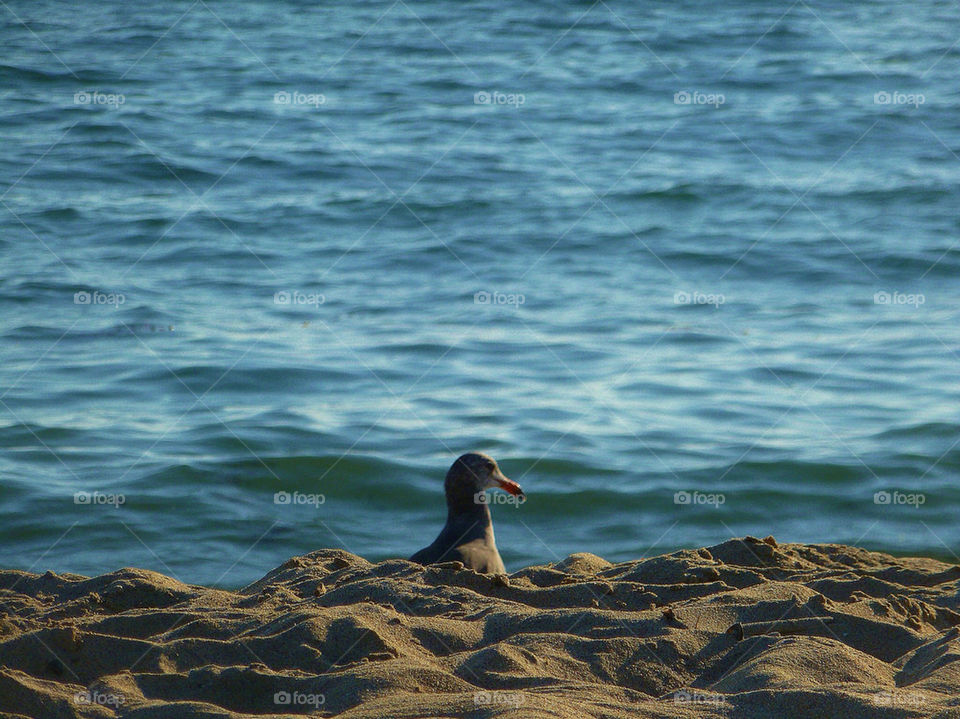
[2,1,959,588]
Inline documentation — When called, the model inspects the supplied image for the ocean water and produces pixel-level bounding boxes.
[2,1,959,588]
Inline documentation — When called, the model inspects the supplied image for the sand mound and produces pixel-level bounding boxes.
[2,538,959,718]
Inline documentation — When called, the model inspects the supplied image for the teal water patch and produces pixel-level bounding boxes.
[1,0,959,586]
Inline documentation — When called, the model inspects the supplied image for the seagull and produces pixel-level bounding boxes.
[409,452,524,574]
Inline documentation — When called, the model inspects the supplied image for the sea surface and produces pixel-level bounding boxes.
[2,1,959,588]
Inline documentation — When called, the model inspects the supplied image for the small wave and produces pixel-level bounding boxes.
[0,63,79,83]
[0,421,84,446]
[872,421,959,441]
[606,182,712,203]
[117,152,222,184]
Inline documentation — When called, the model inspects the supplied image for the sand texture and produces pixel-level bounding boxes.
[3,537,960,718]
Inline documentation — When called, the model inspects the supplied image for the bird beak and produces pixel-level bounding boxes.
[492,469,524,497]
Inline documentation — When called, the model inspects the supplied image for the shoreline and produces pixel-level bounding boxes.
[2,536,958,718]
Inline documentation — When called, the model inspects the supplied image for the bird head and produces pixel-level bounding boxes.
[444,452,524,508]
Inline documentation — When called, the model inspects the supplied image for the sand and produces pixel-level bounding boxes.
[2,537,960,718]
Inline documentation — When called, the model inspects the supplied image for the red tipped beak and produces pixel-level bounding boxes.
[495,473,524,497]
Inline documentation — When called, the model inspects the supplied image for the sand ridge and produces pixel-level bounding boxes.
[2,537,960,718]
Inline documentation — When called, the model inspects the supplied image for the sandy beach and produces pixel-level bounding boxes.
[2,537,959,718]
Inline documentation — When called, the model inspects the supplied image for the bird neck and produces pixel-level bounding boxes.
[446,493,492,526]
